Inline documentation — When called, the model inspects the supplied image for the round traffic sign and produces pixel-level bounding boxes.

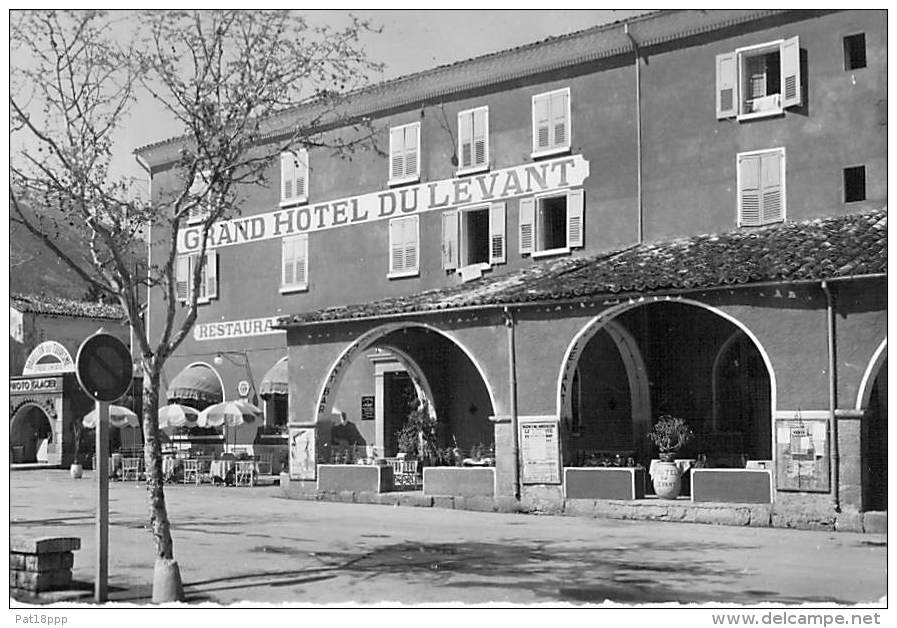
[76,332,134,402]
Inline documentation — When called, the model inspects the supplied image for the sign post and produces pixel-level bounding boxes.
[75,331,133,604]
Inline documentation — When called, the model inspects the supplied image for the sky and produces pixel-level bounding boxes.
[109,9,651,193]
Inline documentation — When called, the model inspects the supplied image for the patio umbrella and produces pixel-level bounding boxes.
[158,403,200,430]
[82,405,139,429]
[197,400,261,453]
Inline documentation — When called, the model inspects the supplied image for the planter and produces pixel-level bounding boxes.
[564,467,646,500]
[423,467,495,497]
[69,463,84,479]
[651,460,681,499]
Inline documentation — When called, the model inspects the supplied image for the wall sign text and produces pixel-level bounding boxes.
[193,316,285,341]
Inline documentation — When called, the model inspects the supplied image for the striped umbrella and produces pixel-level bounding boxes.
[82,405,139,429]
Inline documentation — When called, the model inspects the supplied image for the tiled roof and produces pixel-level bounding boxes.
[279,209,887,326]
[135,9,795,164]
[10,293,125,320]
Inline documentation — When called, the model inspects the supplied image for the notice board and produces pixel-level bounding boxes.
[360,395,375,421]
[775,418,830,492]
[519,418,561,484]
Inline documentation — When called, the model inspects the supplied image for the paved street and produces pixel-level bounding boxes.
[10,470,887,606]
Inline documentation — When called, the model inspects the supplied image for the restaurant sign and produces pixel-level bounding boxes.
[22,341,75,375]
[193,316,285,341]
[10,376,63,395]
[178,154,590,253]
[519,416,561,484]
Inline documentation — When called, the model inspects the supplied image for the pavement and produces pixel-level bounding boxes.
[8,469,888,606]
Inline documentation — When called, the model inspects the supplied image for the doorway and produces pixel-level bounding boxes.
[863,359,887,511]
[10,405,54,463]
[383,371,416,457]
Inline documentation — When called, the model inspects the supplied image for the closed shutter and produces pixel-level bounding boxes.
[175,255,190,302]
[390,216,419,275]
[389,127,404,180]
[442,209,460,270]
[519,196,535,255]
[551,90,569,147]
[534,95,550,151]
[294,234,308,286]
[716,52,738,118]
[780,36,801,108]
[566,189,584,248]
[760,151,784,224]
[738,154,762,227]
[282,238,295,286]
[281,152,295,201]
[458,111,473,169]
[294,150,308,199]
[205,251,218,300]
[489,202,506,264]
[473,109,488,167]
[404,125,418,178]
[188,172,209,222]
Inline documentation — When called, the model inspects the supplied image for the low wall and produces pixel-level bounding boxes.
[423,467,495,497]
[565,467,646,500]
[691,469,773,504]
[317,464,393,493]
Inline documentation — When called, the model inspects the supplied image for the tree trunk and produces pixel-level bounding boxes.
[141,366,174,560]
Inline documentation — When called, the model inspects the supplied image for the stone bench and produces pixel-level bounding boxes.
[10,536,80,597]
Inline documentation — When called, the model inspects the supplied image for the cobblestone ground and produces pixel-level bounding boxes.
[9,470,888,606]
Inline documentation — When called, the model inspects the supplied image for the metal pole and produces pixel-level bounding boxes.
[95,400,109,603]
[504,307,520,500]
[821,281,840,511]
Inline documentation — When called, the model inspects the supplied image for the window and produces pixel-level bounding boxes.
[519,188,584,257]
[457,107,489,173]
[843,33,867,70]
[717,37,801,120]
[281,234,309,292]
[737,148,785,227]
[388,215,419,278]
[175,252,218,304]
[844,166,866,203]
[442,203,506,273]
[280,149,309,206]
[532,88,571,157]
[389,123,420,185]
[187,171,211,224]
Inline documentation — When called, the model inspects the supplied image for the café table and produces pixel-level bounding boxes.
[209,459,235,483]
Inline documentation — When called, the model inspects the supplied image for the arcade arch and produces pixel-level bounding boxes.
[10,403,54,463]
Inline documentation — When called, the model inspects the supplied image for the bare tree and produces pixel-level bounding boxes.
[10,9,380,601]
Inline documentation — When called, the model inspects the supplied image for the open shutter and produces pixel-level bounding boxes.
[205,251,218,300]
[473,109,488,167]
[519,196,535,255]
[389,127,404,180]
[716,52,738,118]
[760,151,784,224]
[489,202,506,265]
[175,255,190,302]
[551,90,569,147]
[566,189,584,248]
[295,235,309,286]
[281,153,295,201]
[780,36,801,108]
[458,112,473,169]
[442,210,460,270]
[534,95,550,151]
[738,154,762,227]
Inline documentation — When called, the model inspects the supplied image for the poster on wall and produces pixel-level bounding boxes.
[519,418,561,484]
[775,417,830,492]
[360,395,375,421]
[289,427,316,480]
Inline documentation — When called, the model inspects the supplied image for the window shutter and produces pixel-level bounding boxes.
[389,218,404,273]
[295,234,309,285]
[281,153,295,201]
[175,255,190,302]
[738,154,762,227]
[716,52,738,118]
[566,189,585,248]
[519,196,535,255]
[294,150,308,199]
[404,216,419,272]
[404,125,418,178]
[390,127,404,180]
[442,209,460,270]
[473,109,488,167]
[458,112,473,169]
[760,151,784,224]
[489,202,506,265]
[780,36,801,108]
[551,90,569,147]
[534,95,550,150]
[205,251,217,300]
[282,237,296,286]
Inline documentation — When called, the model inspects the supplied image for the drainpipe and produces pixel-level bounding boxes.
[503,306,520,500]
[821,280,840,512]
[624,22,643,244]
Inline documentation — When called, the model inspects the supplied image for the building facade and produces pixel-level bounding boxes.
[138,10,887,516]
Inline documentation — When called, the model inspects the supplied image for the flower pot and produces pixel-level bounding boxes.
[70,463,84,479]
[652,460,681,499]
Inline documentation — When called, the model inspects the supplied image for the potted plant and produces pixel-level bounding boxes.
[647,414,693,499]
[70,421,86,479]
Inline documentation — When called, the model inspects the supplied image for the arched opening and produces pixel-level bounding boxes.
[862,356,887,511]
[316,323,495,462]
[10,404,54,463]
[560,300,774,469]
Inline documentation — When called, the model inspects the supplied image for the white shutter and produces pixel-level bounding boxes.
[716,52,738,118]
[780,36,801,109]
[389,217,405,274]
[458,111,473,169]
[175,255,190,302]
[760,151,784,224]
[533,95,550,151]
[282,238,295,286]
[295,150,308,199]
[205,251,218,300]
[473,109,488,167]
[551,90,569,147]
[295,234,309,286]
[404,215,419,273]
[442,209,460,270]
[566,189,584,248]
[489,202,506,264]
[404,125,419,178]
[280,153,295,202]
[738,154,762,227]
[519,197,535,255]
[389,127,404,180]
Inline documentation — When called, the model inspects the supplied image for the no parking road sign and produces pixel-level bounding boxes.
[76,332,133,402]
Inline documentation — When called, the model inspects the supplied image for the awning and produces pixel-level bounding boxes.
[167,364,223,405]
[259,358,288,399]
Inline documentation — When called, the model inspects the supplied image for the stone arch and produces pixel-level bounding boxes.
[376,344,438,420]
[184,361,226,402]
[10,402,55,463]
[856,339,887,411]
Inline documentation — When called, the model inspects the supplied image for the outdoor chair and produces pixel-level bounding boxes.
[234,460,256,487]
[388,458,420,489]
[182,459,202,485]
[121,457,142,482]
